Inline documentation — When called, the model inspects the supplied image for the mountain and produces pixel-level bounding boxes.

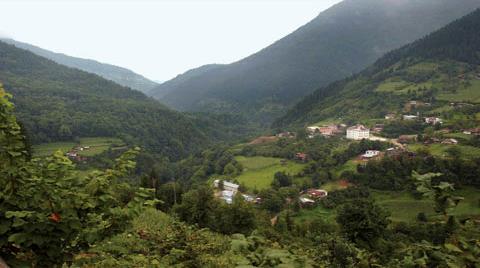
[274,8,480,128]
[0,40,207,159]
[149,0,480,124]
[0,38,158,94]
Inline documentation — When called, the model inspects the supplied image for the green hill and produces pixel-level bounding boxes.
[1,38,158,94]
[150,0,480,125]
[274,8,480,128]
[0,40,207,159]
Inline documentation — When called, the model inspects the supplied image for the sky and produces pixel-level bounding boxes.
[0,0,342,82]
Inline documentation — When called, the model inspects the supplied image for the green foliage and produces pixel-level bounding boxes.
[0,85,156,266]
[0,41,208,159]
[414,172,464,218]
[275,9,480,128]
[336,199,390,247]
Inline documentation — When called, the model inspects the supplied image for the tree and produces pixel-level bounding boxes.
[258,189,284,213]
[271,171,292,189]
[173,186,218,228]
[214,194,256,234]
[336,199,390,247]
[413,172,463,220]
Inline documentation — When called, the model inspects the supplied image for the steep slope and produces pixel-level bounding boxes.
[274,8,480,128]
[0,40,207,159]
[0,38,158,94]
[150,0,480,124]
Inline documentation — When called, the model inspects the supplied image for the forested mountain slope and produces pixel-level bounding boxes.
[0,40,207,159]
[274,8,480,128]
[150,0,480,124]
[0,38,158,94]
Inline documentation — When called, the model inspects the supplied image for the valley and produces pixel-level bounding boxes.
[2,1,480,267]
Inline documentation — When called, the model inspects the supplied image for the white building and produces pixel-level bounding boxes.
[425,117,443,125]
[403,115,418,120]
[213,180,239,194]
[346,125,370,140]
[362,150,380,158]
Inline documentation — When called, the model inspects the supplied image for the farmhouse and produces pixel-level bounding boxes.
[213,180,239,194]
[372,124,384,133]
[346,124,370,140]
[299,197,315,206]
[306,189,328,199]
[442,138,458,145]
[362,150,380,158]
[221,190,235,204]
[398,135,418,144]
[385,113,396,120]
[307,125,340,137]
[425,117,443,125]
[295,152,308,162]
[276,132,295,138]
[403,115,418,120]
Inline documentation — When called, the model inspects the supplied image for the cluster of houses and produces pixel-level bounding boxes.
[65,145,90,162]
[299,189,328,206]
[213,179,258,204]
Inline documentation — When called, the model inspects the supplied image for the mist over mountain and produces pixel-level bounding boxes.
[150,0,480,125]
[274,8,480,128]
[0,40,208,159]
[0,38,159,94]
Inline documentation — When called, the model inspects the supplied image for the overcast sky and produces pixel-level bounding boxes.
[0,0,342,82]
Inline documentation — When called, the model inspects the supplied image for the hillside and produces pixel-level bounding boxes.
[274,8,480,128]
[0,40,207,159]
[0,38,158,94]
[150,0,480,124]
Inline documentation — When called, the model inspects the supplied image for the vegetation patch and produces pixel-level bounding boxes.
[234,156,305,190]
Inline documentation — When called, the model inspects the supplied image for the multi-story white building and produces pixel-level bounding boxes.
[346,124,370,140]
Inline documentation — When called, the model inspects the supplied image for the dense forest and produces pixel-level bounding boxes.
[0,41,212,160]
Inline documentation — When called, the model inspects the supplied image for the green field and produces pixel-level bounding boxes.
[437,80,480,103]
[294,206,337,224]
[234,156,306,190]
[33,141,77,157]
[408,143,480,159]
[33,137,124,157]
[372,188,480,222]
[293,187,480,224]
[333,160,358,177]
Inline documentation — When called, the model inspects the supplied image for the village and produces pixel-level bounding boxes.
[212,100,480,207]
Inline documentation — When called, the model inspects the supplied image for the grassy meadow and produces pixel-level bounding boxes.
[234,156,306,190]
[33,137,125,157]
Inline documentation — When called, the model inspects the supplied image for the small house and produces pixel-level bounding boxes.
[299,197,315,206]
[295,152,308,162]
[306,189,328,199]
[385,113,396,120]
[277,132,295,138]
[362,150,380,158]
[346,124,370,140]
[442,138,458,145]
[213,180,239,194]
[403,115,418,120]
[398,135,417,144]
[425,117,443,125]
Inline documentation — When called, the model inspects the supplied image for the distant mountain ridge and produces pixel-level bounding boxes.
[150,0,480,124]
[0,38,158,94]
[0,40,208,159]
[274,8,480,128]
